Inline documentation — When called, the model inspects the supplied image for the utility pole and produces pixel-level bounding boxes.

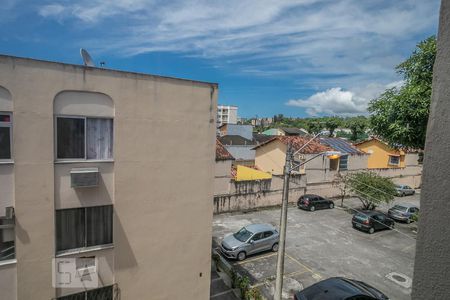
[274,143,293,300]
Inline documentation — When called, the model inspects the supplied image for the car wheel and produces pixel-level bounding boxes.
[237,251,246,261]
[329,203,334,209]
[402,192,405,197]
[272,243,279,252]
[368,227,375,234]
[406,218,411,224]
[310,206,315,212]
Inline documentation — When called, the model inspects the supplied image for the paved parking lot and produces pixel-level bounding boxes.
[212,194,420,300]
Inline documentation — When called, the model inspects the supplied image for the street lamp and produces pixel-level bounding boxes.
[274,135,342,300]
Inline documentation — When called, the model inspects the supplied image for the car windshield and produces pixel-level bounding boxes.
[233,227,253,242]
[393,205,408,212]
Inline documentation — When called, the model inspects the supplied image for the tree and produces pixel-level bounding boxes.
[324,116,342,137]
[345,116,368,141]
[347,171,396,210]
[305,118,323,134]
[332,173,351,207]
[369,36,436,149]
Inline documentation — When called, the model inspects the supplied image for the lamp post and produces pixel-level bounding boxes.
[274,133,341,300]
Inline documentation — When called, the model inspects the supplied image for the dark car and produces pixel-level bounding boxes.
[297,194,334,212]
[352,211,394,234]
[294,277,389,300]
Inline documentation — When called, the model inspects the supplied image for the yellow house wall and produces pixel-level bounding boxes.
[255,140,286,175]
[235,165,272,181]
[356,140,405,169]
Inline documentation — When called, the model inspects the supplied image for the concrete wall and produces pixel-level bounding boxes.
[215,160,233,195]
[225,145,255,161]
[223,124,253,140]
[0,55,216,300]
[214,175,305,213]
[412,2,450,299]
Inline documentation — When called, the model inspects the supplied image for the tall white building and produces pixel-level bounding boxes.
[217,105,238,127]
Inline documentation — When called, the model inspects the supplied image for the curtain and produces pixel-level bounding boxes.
[57,118,85,159]
[86,205,113,247]
[56,208,85,251]
[87,118,113,160]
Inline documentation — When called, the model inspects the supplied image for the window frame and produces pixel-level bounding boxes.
[0,112,13,162]
[339,155,348,171]
[55,115,114,162]
[388,155,400,166]
[55,205,113,254]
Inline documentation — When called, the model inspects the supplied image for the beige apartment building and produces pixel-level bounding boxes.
[0,55,217,300]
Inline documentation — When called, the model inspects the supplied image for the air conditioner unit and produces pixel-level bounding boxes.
[70,168,99,188]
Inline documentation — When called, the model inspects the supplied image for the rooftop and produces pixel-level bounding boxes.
[252,136,332,154]
[320,137,365,155]
[216,140,235,161]
[219,135,254,146]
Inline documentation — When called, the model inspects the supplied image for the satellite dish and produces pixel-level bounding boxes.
[80,48,95,67]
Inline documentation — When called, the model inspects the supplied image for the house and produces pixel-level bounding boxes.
[354,137,415,169]
[218,124,253,140]
[319,137,368,172]
[253,136,332,176]
[354,137,422,188]
[215,140,235,195]
[0,55,216,300]
[261,127,308,136]
[219,135,255,167]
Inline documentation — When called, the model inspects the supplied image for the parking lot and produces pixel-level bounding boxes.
[212,193,420,300]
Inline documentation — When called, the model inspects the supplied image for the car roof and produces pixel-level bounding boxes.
[244,223,276,232]
[295,277,378,300]
[356,210,383,216]
[303,194,321,198]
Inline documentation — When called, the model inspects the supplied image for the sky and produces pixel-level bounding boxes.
[0,0,441,118]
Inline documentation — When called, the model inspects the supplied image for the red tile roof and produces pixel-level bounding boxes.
[216,140,235,161]
[252,136,332,154]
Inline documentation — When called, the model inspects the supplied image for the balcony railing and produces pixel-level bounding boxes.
[54,284,119,300]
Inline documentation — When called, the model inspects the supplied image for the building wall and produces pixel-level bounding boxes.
[413,2,450,297]
[235,165,272,181]
[215,160,233,195]
[0,55,216,300]
[254,140,286,175]
[225,145,255,161]
[356,140,406,169]
[225,124,253,140]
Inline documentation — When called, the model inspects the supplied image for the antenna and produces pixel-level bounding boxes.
[80,48,95,67]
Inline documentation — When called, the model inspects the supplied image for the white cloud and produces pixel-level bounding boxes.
[33,0,439,89]
[286,81,403,116]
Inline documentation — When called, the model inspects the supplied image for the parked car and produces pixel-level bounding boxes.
[294,277,389,300]
[220,223,279,261]
[395,185,415,197]
[388,204,419,224]
[352,211,394,234]
[297,194,334,212]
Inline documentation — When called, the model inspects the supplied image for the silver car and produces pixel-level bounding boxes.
[395,185,415,196]
[220,223,279,261]
[388,203,419,223]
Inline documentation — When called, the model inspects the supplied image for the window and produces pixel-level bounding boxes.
[0,217,15,262]
[263,231,273,238]
[339,155,348,171]
[251,233,264,241]
[56,117,113,160]
[56,205,113,252]
[57,285,114,300]
[0,113,12,160]
[389,155,400,165]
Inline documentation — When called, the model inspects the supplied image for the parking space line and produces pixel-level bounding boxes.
[249,270,310,289]
[285,253,314,273]
[401,243,416,252]
[235,253,277,265]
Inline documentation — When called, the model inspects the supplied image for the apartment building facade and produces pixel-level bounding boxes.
[217,105,238,127]
[0,55,217,300]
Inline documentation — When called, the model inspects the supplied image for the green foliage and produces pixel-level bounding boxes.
[324,116,342,137]
[344,116,368,142]
[347,171,396,210]
[369,36,436,149]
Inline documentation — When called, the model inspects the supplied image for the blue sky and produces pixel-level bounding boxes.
[0,0,441,118]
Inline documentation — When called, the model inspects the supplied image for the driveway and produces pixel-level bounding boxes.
[212,193,420,300]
